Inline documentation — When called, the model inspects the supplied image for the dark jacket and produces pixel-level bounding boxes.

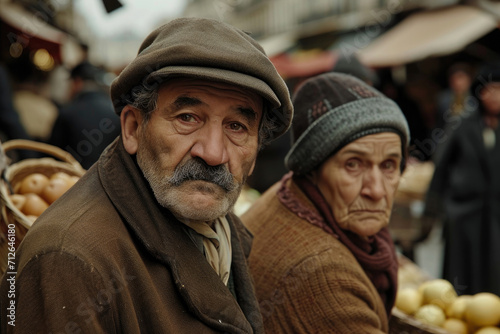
[426,110,500,295]
[0,138,263,333]
[0,65,36,160]
[49,89,121,169]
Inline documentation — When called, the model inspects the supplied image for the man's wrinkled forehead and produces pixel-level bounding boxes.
[158,77,264,117]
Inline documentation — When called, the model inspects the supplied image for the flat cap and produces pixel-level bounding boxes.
[110,17,293,140]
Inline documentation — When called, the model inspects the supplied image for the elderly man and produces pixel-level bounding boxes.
[242,73,409,333]
[0,18,292,333]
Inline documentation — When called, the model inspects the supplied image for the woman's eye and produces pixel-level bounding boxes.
[382,160,397,171]
[345,159,360,169]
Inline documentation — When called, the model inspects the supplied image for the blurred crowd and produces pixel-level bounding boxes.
[0,48,120,169]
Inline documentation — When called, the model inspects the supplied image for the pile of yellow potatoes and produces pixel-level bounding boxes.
[396,278,500,334]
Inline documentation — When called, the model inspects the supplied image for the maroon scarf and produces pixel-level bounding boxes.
[277,172,398,315]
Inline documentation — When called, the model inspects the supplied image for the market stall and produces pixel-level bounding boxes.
[357,5,498,68]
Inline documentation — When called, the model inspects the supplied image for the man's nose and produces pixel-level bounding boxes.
[360,167,386,201]
[190,123,229,166]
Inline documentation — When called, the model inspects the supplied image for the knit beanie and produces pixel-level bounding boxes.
[331,54,378,86]
[110,17,293,140]
[285,73,410,175]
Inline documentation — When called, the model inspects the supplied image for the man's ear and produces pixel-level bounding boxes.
[248,159,257,176]
[121,106,142,155]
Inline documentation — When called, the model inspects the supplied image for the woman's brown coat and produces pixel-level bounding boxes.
[242,180,388,333]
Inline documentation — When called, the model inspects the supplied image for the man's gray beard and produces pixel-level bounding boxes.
[136,146,243,222]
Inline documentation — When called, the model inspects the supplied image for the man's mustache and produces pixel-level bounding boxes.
[169,158,236,192]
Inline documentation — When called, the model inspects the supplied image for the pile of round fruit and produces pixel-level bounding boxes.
[395,278,500,334]
[8,172,80,223]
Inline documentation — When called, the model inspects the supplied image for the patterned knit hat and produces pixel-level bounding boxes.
[285,72,410,175]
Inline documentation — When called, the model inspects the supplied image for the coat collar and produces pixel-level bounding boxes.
[467,112,492,181]
[97,137,256,333]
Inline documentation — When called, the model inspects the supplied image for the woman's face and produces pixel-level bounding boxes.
[312,133,402,239]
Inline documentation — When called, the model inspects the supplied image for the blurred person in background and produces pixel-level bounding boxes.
[0,63,36,160]
[0,64,30,142]
[425,61,500,296]
[435,62,474,131]
[0,17,293,333]
[9,51,58,143]
[49,61,121,169]
[243,72,410,333]
[378,70,430,161]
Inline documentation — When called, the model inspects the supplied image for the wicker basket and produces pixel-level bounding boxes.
[389,254,452,334]
[390,308,451,334]
[0,139,86,274]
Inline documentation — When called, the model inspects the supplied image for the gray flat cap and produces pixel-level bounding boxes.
[110,17,293,140]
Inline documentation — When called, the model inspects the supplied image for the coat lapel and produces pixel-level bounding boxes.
[467,113,491,182]
[98,138,254,333]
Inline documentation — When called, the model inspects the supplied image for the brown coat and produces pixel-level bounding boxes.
[242,180,388,334]
[0,138,263,334]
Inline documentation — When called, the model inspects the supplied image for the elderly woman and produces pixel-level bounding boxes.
[242,72,410,333]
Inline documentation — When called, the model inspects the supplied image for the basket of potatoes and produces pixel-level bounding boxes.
[0,139,86,274]
[391,256,500,334]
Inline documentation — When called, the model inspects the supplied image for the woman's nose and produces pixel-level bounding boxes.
[360,167,386,201]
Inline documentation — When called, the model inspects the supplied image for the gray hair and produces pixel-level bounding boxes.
[124,84,158,124]
[125,82,278,149]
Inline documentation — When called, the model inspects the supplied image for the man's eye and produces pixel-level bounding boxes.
[229,123,246,131]
[179,114,194,122]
